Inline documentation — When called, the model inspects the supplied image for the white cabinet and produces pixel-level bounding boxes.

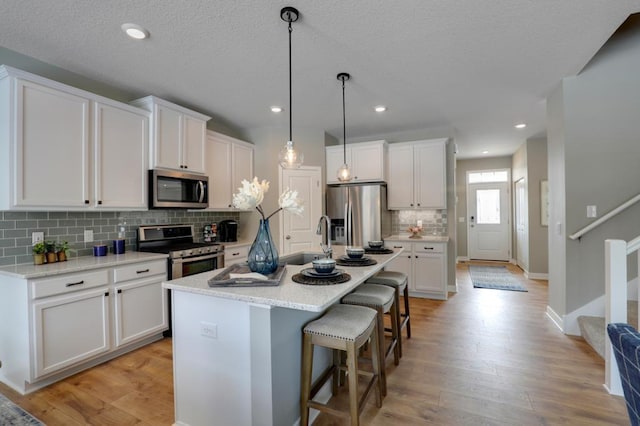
[325,140,387,184]
[206,131,254,210]
[224,243,251,266]
[0,65,149,210]
[387,139,447,209]
[113,261,168,348]
[384,240,447,300]
[132,96,210,174]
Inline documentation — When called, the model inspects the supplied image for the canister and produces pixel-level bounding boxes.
[93,244,107,256]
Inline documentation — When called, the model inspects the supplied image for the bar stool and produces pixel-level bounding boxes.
[342,283,399,396]
[365,271,411,358]
[300,304,383,426]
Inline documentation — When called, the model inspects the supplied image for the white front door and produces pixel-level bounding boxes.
[279,166,322,255]
[468,181,510,261]
[514,178,528,270]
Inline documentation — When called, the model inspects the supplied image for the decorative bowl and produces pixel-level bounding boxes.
[368,240,384,248]
[346,246,365,259]
[312,258,336,274]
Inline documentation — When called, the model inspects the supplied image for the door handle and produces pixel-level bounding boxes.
[286,235,291,240]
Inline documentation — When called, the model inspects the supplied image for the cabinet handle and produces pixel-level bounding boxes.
[393,245,403,248]
[84,200,90,204]
[232,252,240,256]
[228,204,232,208]
[117,289,122,294]
[105,292,109,297]
[410,203,414,207]
[136,269,150,274]
[424,247,434,250]
[98,200,102,205]
[415,256,418,258]
[66,280,84,287]
[417,203,421,206]
[408,255,411,259]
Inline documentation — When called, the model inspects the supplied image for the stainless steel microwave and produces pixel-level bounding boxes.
[149,169,208,209]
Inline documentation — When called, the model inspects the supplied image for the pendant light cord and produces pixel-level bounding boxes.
[288,16,293,143]
[342,77,346,164]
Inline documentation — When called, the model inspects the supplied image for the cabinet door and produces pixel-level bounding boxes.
[325,146,350,184]
[207,136,233,208]
[182,114,206,173]
[232,142,254,195]
[32,287,110,379]
[413,253,445,294]
[94,102,148,209]
[113,277,168,348]
[387,144,415,209]
[153,104,181,170]
[351,143,385,182]
[414,141,446,208]
[15,80,90,208]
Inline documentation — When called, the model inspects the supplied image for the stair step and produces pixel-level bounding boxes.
[577,300,639,359]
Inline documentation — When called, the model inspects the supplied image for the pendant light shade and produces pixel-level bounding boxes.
[336,72,352,182]
[278,6,304,169]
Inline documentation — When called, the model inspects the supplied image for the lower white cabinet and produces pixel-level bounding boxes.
[224,243,251,266]
[0,257,167,394]
[385,240,447,300]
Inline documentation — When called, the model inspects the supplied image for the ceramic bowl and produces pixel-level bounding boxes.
[312,258,336,274]
[346,246,365,259]
[368,240,384,248]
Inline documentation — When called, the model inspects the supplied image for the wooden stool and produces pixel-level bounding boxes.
[300,304,383,426]
[342,283,399,396]
[366,271,411,358]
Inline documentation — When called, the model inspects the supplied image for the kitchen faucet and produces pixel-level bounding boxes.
[316,215,332,258]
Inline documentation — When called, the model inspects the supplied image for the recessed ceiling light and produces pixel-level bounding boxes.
[515,123,527,129]
[121,23,149,40]
[270,106,283,113]
[374,105,387,113]
[482,150,489,154]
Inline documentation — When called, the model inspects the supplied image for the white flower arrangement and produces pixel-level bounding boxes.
[232,177,304,220]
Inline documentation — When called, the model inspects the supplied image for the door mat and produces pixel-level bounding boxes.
[468,265,528,292]
[0,393,44,425]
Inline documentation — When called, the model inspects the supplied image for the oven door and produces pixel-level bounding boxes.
[170,252,224,279]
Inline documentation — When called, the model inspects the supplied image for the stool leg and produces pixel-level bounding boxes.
[403,284,411,339]
[369,322,383,407]
[332,349,340,395]
[375,306,387,397]
[390,299,400,366]
[300,333,313,426]
[393,286,403,358]
[346,341,360,426]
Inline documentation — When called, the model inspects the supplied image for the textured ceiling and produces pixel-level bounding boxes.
[0,0,639,158]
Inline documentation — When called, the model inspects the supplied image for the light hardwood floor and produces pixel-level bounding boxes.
[1,262,629,425]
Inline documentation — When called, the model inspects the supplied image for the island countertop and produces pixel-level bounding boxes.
[163,245,403,312]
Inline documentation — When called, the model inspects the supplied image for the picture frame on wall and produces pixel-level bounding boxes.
[541,180,549,226]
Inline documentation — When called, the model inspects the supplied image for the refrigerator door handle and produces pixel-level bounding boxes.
[347,202,353,246]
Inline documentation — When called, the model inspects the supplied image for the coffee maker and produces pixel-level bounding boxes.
[218,220,238,242]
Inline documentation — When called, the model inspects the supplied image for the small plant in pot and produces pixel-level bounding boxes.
[56,241,69,261]
[32,241,46,265]
[44,240,58,263]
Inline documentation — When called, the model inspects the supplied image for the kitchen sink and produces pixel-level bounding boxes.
[280,252,326,265]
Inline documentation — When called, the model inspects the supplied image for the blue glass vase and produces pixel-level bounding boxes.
[247,218,279,274]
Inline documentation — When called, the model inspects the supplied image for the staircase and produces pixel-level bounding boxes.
[578,301,638,358]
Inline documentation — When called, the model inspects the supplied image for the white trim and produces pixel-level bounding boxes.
[448,284,458,293]
[456,256,470,263]
[563,294,605,336]
[546,305,564,332]
[526,272,549,280]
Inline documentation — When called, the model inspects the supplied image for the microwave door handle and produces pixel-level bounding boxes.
[197,181,205,203]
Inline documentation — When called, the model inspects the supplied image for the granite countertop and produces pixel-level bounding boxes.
[385,234,449,243]
[163,246,403,312]
[0,252,169,279]
[222,240,252,248]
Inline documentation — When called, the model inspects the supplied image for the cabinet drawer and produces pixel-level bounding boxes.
[31,269,110,299]
[414,243,445,254]
[385,241,411,252]
[113,260,167,283]
[224,245,250,262]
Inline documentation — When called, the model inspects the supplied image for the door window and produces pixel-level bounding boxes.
[476,189,501,224]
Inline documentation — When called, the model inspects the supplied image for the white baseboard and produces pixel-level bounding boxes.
[448,284,458,293]
[526,272,549,280]
[546,305,563,332]
[563,294,605,336]
[456,256,469,263]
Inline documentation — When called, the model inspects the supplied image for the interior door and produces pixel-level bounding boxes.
[514,178,528,270]
[280,166,322,254]
[468,182,510,260]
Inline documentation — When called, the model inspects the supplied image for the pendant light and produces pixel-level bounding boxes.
[336,72,352,182]
[278,6,304,169]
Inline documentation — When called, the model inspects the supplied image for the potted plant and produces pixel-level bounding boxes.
[32,241,46,265]
[44,240,58,263]
[56,241,69,261]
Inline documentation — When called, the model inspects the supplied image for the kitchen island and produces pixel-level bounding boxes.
[163,246,402,426]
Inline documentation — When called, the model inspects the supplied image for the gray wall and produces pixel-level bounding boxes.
[455,156,513,258]
[548,15,640,315]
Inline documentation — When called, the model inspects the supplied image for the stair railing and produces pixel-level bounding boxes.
[571,193,640,240]
[604,235,640,395]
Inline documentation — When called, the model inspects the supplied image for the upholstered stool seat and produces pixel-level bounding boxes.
[366,270,411,357]
[342,283,399,396]
[301,304,383,426]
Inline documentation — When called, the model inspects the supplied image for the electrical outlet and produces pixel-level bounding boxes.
[32,232,44,245]
[200,322,217,339]
[84,230,94,243]
[417,220,423,228]
[587,205,597,218]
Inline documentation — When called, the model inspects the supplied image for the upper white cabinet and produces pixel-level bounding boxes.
[205,131,254,210]
[387,138,447,209]
[0,66,149,210]
[131,96,210,174]
[325,140,387,184]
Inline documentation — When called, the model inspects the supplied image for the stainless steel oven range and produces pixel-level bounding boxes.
[137,224,224,337]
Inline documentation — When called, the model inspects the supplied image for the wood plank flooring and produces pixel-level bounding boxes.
[1,261,629,425]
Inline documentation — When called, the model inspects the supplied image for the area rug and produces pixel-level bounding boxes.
[0,393,44,425]
[468,265,528,292]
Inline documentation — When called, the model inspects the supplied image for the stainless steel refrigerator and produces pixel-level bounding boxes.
[326,183,391,246]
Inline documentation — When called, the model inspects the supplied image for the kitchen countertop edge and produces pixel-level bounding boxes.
[385,234,449,242]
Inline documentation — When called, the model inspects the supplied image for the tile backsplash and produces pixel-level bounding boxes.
[0,210,239,266]
[391,209,447,236]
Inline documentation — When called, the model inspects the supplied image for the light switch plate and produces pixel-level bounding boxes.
[84,230,94,243]
[32,232,44,245]
[587,205,597,218]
